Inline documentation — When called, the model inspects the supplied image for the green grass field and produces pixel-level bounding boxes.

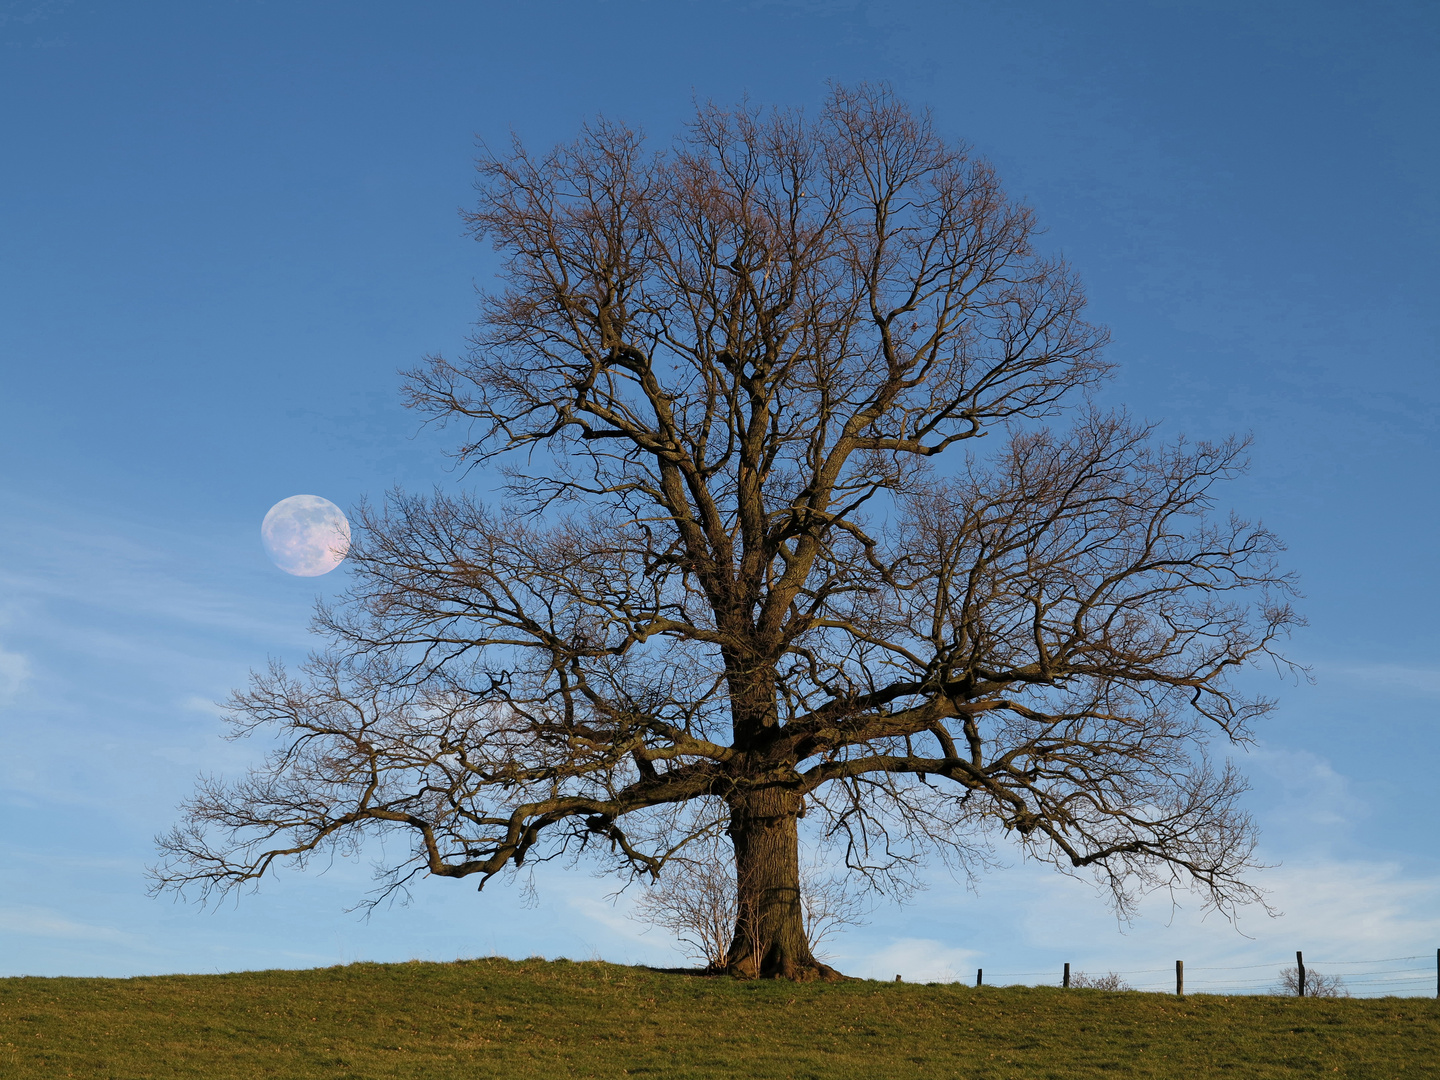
[3,957,1436,1078]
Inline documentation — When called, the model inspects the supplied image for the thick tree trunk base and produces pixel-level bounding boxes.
[725,952,846,982]
[724,783,847,981]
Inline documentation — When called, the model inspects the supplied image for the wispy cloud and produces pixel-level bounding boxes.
[0,491,333,664]
[567,894,655,943]
[179,694,227,719]
[0,905,141,946]
[1258,858,1440,951]
[0,0,71,30]
[841,938,981,983]
[1245,744,1368,830]
[1318,662,1440,698]
[998,853,1440,973]
[0,644,29,699]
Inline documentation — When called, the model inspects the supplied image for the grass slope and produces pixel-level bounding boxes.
[3,957,1437,1079]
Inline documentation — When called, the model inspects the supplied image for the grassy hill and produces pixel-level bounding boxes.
[3,957,1437,1078]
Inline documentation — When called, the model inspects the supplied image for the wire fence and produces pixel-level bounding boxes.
[971,952,1439,998]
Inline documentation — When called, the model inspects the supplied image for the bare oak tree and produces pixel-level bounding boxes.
[1276,965,1348,998]
[1069,971,1134,991]
[154,85,1297,981]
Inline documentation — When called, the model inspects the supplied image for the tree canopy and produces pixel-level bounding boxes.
[155,85,1297,980]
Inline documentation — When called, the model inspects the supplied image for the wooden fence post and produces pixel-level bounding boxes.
[976,968,983,987]
[1296,951,1306,998]
[1063,962,1070,988]
[1435,948,1437,999]
[1175,960,1183,997]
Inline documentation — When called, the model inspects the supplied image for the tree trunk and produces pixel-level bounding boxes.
[724,785,842,981]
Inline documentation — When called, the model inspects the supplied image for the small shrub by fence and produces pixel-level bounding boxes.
[966,949,1439,998]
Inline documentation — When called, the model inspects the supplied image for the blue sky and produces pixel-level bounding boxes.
[2,0,1437,991]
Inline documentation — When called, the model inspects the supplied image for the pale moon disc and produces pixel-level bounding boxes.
[261,495,351,577]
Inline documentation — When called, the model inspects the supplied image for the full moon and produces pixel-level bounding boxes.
[261,495,351,577]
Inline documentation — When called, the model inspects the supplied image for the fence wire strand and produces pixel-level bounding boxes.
[966,952,1438,998]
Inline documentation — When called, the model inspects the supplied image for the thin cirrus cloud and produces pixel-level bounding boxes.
[0,502,324,654]
[848,939,982,983]
[1244,744,1368,831]
[0,645,30,699]
[954,854,1440,978]
[0,906,142,947]
[1323,662,1440,699]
